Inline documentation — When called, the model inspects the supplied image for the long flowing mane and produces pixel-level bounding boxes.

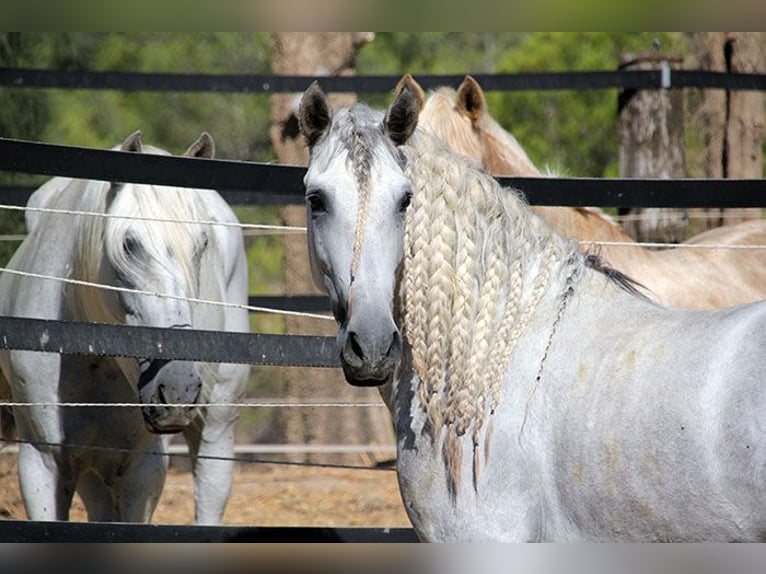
[400,130,584,493]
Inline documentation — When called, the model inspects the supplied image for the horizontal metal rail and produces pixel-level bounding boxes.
[1,68,765,93]
[0,316,339,367]
[0,138,763,208]
[0,520,418,542]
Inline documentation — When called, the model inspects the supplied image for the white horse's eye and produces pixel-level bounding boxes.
[122,234,141,257]
[306,190,327,216]
[197,231,209,252]
[398,190,413,214]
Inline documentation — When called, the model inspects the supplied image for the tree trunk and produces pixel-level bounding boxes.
[268,33,394,465]
[688,32,764,234]
[618,53,688,244]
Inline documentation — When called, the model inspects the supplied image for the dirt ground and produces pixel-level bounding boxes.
[0,454,411,527]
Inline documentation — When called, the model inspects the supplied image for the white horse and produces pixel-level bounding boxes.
[0,131,250,524]
[298,77,766,541]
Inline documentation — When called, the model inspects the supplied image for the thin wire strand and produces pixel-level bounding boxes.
[585,240,766,250]
[615,211,764,223]
[1,204,761,249]
[0,401,386,409]
[0,436,395,473]
[0,202,307,234]
[0,266,334,321]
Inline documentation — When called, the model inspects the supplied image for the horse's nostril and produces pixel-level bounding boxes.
[348,331,365,361]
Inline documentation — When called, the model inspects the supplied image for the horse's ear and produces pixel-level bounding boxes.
[393,74,425,112]
[185,131,216,159]
[456,75,486,126]
[120,130,143,153]
[298,81,332,148]
[384,74,423,146]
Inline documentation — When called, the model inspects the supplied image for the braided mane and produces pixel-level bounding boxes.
[400,130,583,495]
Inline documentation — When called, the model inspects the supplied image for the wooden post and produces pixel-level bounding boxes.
[617,52,688,244]
[267,33,394,466]
[688,32,764,234]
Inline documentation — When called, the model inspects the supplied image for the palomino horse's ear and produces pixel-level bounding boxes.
[298,81,332,148]
[456,75,486,126]
[185,131,216,159]
[384,74,422,146]
[120,130,143,153]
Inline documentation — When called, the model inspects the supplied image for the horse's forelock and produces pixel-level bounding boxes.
[104,183,209,300]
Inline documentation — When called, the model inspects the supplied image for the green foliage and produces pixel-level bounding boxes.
[490,32,689,177]
[360,32,691,178]
[0,33,54,265]
[40,33,275,160]
[357,32,529,107]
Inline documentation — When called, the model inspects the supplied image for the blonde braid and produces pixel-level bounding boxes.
[425,153,460,433]
[443,211,480,435]
[402,131,572,495]
[404,136,459,432]
[403,148,430,383]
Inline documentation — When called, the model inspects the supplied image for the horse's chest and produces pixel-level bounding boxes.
[395,433,539,541]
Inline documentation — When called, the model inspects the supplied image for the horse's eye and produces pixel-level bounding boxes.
[306,191,327,215]
[197,231,209,253]
[123,234,140,257]
[398,190,412,214]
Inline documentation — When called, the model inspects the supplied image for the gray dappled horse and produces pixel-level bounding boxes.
[298,76,766,541]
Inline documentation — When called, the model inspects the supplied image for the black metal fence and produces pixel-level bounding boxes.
[0,67,763,541]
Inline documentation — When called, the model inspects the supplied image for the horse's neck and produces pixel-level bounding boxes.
[400,133,580,492]
[480,123,540,177]
[478,126,637,249]
[531,206,634,244]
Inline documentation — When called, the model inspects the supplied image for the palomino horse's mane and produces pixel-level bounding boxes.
[419,84,626,239]
[400,129,584,495]
[420,86,541,177]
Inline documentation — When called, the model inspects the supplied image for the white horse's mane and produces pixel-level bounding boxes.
[401,130,583,493]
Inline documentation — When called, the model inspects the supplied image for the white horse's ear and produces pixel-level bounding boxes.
[393,73,425,111]
[298,81,332,148]
[384,74,422,146]
[185,132,215,159]
[456,75,486,126]
[120,130,143,153]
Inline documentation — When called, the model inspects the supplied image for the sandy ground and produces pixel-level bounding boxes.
[0,454,411,528]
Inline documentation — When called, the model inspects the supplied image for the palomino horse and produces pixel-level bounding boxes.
[417,75,766,309]
[298,77,766,541]
[0,132,250,524]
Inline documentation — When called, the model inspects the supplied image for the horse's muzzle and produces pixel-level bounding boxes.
[339,328,402,387]
[138,359,202,433]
